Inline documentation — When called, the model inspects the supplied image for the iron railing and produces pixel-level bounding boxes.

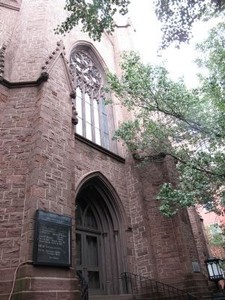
[77,271,89,300]
[121,272,198,300]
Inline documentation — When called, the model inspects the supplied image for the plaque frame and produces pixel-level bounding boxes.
[33,210,72,267]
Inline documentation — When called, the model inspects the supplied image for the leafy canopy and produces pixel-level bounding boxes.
[106,22,225,216]
[207,224,225,248]
[154,0,225,48]
[55,0,130,41]
[56,0,225,47]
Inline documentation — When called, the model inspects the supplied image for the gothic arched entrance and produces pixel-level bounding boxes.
[75,174,126,295]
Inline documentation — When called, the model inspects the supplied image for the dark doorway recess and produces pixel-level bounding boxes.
[75,175,127,295]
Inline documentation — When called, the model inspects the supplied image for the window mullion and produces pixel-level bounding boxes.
[98,98,104,147]
[82,84,86,138]
[91,91,96,143]
[99,97,110,149]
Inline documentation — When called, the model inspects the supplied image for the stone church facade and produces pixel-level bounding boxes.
[0,0,211,299]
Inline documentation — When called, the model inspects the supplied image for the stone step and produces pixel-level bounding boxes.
[133,292,197,300]
[89,294,133,300]
[201,292,225,300]
[134,296,193,300]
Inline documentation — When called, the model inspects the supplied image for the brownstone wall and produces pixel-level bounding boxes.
[134,156,207,288]
[188,207,210,276]
[0,0,211,299]
[0,85,36,299]
[0,2,19,47]
[4,0,64,82]
[0,53,79,300]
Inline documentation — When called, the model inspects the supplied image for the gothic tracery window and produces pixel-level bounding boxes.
[70,48,110,149]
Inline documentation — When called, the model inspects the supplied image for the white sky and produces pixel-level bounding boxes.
[128,0,218,87]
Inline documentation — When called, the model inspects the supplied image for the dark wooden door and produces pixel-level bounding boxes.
[76,184,125,295]
[76,230,102,293]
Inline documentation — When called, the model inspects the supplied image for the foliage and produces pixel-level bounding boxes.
[56,0,225,47]
[106,36,225,216]
[206,224,225,247]
[55,0,130,41]
[206,223,225,259]
[154,0,225,48]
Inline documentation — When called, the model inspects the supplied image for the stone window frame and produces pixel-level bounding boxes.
[70,44,114,151]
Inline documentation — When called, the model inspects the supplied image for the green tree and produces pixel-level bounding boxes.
[106,22,225,217]
[55,0,130,41]
[56,0,225,47]
[155,0,225,48]
[207,224,225,248]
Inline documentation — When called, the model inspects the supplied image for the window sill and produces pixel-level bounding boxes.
[75,134,125,164]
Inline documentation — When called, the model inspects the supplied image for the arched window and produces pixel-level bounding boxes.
[70,47,110,150]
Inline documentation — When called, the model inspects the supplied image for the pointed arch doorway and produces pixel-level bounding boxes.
[75,174,126,295]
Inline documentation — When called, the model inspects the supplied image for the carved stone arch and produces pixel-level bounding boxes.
[75,171,128,229]
[75,171,128,295]
[70,41,107,96]
[69,40,108,75]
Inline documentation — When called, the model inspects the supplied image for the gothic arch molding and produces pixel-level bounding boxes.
[75,171,128,229]
[69,40,108,74]
[75,171,128,295]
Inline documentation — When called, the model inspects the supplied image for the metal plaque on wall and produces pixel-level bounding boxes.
[33,210,72,267]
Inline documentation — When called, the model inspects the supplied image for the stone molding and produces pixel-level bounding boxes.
[41,40,74,93]
[75,133,125,163]
[0,43,7,81]
[0,71,49,88]
[0,41,74,92]
[0,40,78,125]
[0,1,20,11]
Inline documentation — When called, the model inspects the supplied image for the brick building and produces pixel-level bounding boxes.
[198,207,225,259]
[0,0,212,299]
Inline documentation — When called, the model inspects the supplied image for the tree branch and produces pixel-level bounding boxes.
[135,92,224,138]
[166,152,225,178]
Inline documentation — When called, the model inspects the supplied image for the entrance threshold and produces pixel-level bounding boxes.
[89,294,133,300]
